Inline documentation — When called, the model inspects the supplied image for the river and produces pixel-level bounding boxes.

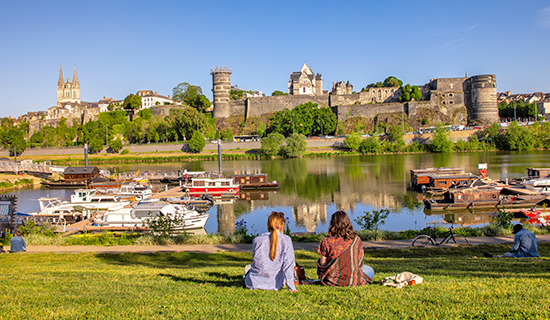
[8,150,550,235]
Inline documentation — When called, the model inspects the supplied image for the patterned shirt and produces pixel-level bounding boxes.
[318,236,353,260]
[244,231,297,291]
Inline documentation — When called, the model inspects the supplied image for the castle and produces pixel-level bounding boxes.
[211,63,499,126]
[57,65,80,105]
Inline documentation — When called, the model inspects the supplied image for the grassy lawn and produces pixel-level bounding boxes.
[1,243,549,319]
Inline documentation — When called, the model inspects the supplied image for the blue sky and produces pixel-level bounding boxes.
[1,0,549,118]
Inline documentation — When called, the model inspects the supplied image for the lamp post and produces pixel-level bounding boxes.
[292,114,295,134]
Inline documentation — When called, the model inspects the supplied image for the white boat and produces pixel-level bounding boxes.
[96,201,209,231]
[523,174,550,194]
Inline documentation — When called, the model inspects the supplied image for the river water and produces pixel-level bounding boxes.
[8,151,550,235]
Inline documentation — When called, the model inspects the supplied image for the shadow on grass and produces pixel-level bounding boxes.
[96,251,252,269]
[159,272,244,287]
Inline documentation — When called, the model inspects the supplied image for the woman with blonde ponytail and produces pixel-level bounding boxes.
[244,211,297,292]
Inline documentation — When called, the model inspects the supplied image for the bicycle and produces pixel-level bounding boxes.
[411,224,469,247]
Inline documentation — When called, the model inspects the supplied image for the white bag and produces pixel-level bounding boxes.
[381,272,423,289]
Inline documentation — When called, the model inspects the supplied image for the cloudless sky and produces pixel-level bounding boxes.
[1,0,549,118]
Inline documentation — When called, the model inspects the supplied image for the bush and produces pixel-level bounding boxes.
[344,133,362,151]
[355,209,390,231]
[260,133,285,157]
[188,131,206,153]
[121,148,130,155]
[283,133,307,157]
[359,136,381,154]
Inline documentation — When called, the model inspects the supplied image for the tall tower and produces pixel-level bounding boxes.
[463,75,498,125]
[211,66,232,118]
[57,65,81,105]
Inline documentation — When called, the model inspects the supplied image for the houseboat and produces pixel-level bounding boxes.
[424,187,547,211]
[410,167,464,190]
[426,173,479,191]
[227,173,280,190]
[42,166,107,188]
[183,176,240,198]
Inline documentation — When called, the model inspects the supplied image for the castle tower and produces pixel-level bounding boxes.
[211,66,232,118]
[57,65,81,105]
[463,75,498,125]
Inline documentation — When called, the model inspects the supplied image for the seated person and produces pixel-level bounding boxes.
[484,224,539,258]
[10,230,26,253]
[317,211,373,286]
[244,211,297,292]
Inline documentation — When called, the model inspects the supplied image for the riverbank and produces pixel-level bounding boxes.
[6,233,550,254]
[0,173,42,192]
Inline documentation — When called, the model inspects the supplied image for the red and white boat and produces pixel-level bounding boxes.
[183,176,240,198]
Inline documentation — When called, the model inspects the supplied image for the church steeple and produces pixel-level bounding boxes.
[72,65,80,87]
[58,65,64,88]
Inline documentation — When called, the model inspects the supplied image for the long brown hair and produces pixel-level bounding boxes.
[267,211,285,261]
[327,211,356,240]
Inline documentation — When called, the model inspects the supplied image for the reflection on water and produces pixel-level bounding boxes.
[8,151,550,234]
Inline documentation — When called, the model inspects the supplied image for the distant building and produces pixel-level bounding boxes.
[57,65,80,105]
[136,90,173,109]
[331,81,353,95]
[288,62,324,95]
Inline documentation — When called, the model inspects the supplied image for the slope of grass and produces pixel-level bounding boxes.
[1,243,549,319]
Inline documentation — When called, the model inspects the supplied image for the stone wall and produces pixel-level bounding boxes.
[229,95,330,118]
[334,103,411,121]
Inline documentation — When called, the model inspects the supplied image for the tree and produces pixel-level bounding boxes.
[0,127,26,155]
[261,133,285,157]
[123,94,142,110]
[400,84,422,102]
[343,133,362,151]
[430,125,453,153]
[172,82,211,112]
[283,133,307,157]
[272,90,288,96]
[383,76,403,88]
[388,125,404,144]
[269,102,336,137]
[109,137,123,153]
[166,107,210,141]
[188,131,206,153]
[359,136,381,154]
[503,122,535,151]
[137,108,152,120]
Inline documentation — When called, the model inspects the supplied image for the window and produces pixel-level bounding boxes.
[449,101,454,104]
[449,93,454,97]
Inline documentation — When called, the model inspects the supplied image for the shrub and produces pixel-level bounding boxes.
[344,133,362,151]
[121,148,130,155]
[355,209,390,231]
[188,131,206,153]
[359,136,381,154]
[260,133,285,157]
[283,133,307,157]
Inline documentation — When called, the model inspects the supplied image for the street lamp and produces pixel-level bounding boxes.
[292,114,295,134]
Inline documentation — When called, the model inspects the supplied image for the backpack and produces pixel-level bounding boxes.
[381,272,423,288]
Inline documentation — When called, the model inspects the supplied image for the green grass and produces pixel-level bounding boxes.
[1,243,549,319]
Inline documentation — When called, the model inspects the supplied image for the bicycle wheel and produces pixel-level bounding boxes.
[445,234,469,245]
[412,235,436,247]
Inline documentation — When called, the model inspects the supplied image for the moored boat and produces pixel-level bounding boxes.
[424,187,547,211]
[183,176,240,198]
[227,173,280,190]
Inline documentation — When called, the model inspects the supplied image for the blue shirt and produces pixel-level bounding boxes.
[10,235,26,253]
[511,228,539,258]
[244,231,297,291]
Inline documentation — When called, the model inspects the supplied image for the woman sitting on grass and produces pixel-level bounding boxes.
[244,211,297,292]
[317,211,373,286]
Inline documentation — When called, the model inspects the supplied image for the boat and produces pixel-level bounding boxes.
[522,174,550,194]
[424,187,548,211]
[95,201,209,231]
[93,181,154,201]
[161,194,214,211]
[410,167,464,191]
[227,173,280,190]
[183,176,240,198]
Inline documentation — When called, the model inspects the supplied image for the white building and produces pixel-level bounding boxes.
[136,90,173,109]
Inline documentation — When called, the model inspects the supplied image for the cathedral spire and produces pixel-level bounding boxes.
[72,65,80,87]
[58,65,64,87]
